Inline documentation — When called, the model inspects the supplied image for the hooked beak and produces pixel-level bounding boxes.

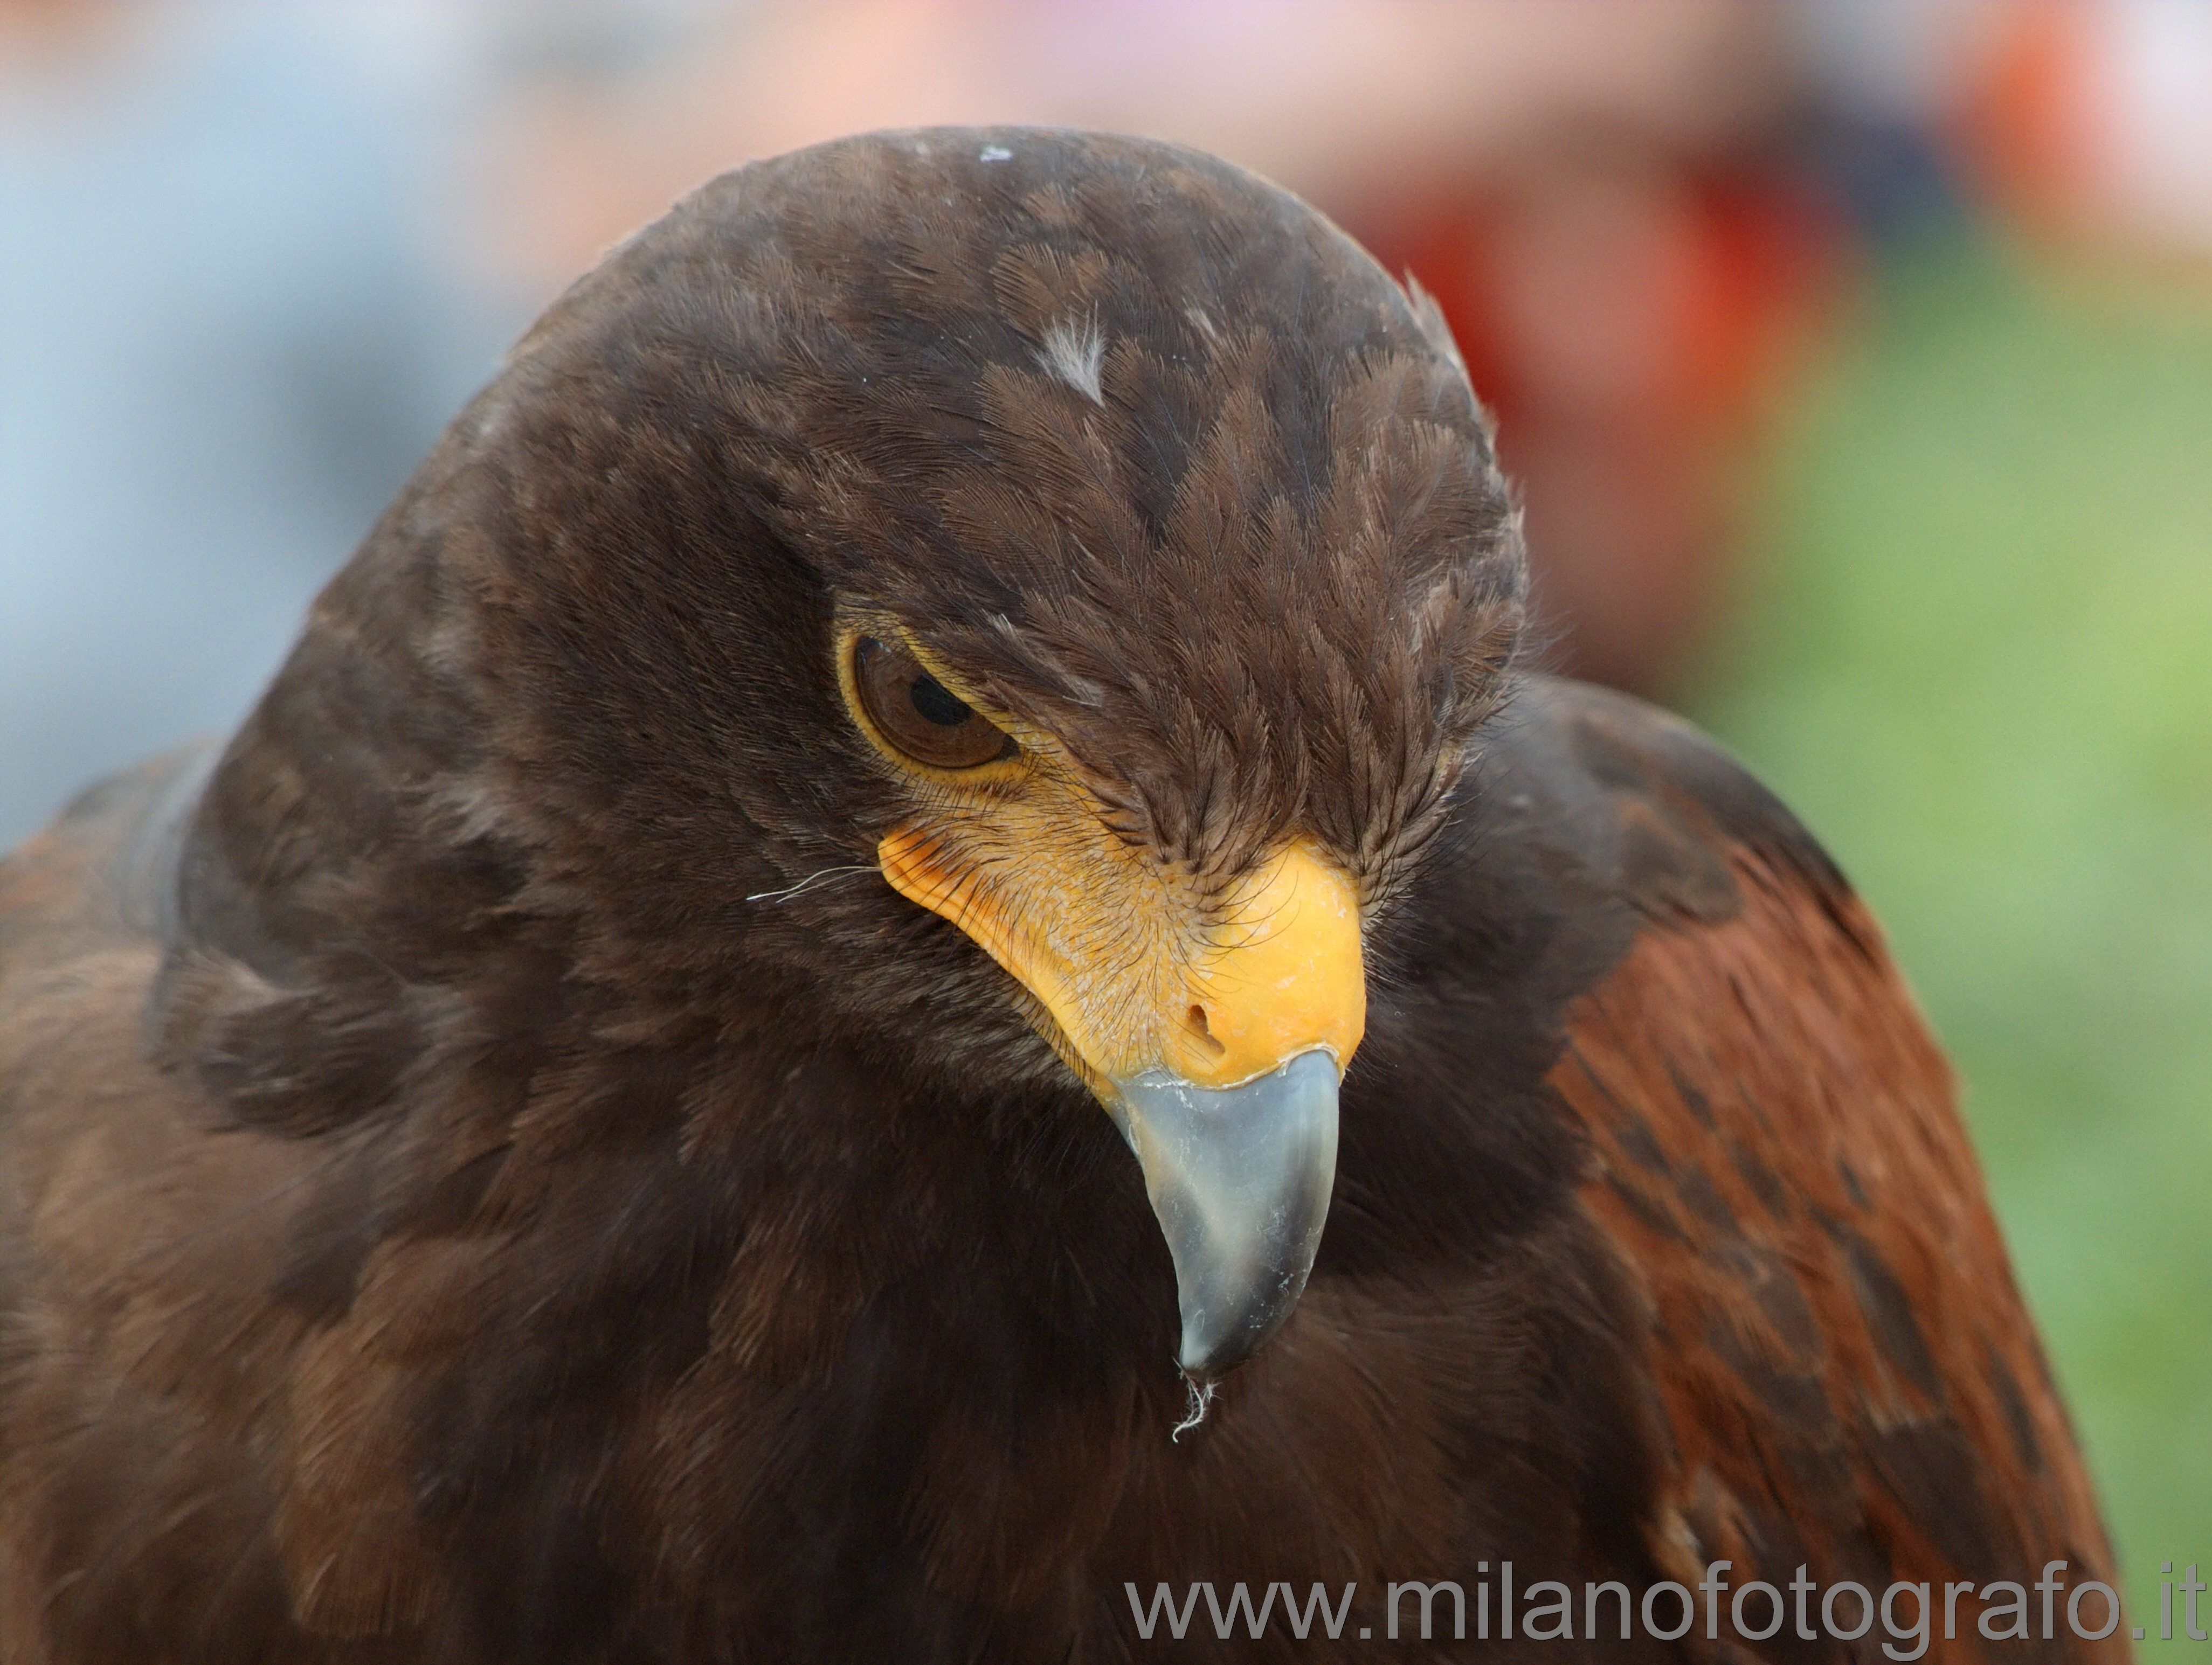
[880,821,1364,1382]
[1110,1049,1340,1378]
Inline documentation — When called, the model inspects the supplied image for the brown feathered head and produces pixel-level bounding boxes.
[176,127,1524,1380]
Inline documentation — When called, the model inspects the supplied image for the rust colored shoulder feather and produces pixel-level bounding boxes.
[1520,683,2121,1663]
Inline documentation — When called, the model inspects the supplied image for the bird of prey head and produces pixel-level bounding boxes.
[251,127,1519,1383]
[4,126,2128,1659]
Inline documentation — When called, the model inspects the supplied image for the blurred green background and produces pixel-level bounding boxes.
[1690,232,2212,1638]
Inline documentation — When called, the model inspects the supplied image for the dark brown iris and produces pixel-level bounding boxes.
[853,636,1015,769]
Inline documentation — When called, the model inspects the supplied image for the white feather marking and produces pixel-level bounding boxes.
[1036,315,1105,405]
[979,144,1013,163]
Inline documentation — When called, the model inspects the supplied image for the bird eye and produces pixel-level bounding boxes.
[853,637,1017,770]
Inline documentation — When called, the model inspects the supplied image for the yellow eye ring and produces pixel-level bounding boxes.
[835,622,1027,785]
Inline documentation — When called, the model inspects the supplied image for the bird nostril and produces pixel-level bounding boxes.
[1186,1003,1227,1058]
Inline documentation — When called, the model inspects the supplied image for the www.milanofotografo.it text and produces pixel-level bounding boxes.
[1125,1560,2208,1649]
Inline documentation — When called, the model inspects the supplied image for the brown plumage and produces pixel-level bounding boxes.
[0,129,2118,1661]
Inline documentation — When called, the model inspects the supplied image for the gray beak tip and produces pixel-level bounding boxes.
[1115,1048,1341,1383]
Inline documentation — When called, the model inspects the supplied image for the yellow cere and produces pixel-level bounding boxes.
[1171,841,1365,1088]
[879,818,1365,1097]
